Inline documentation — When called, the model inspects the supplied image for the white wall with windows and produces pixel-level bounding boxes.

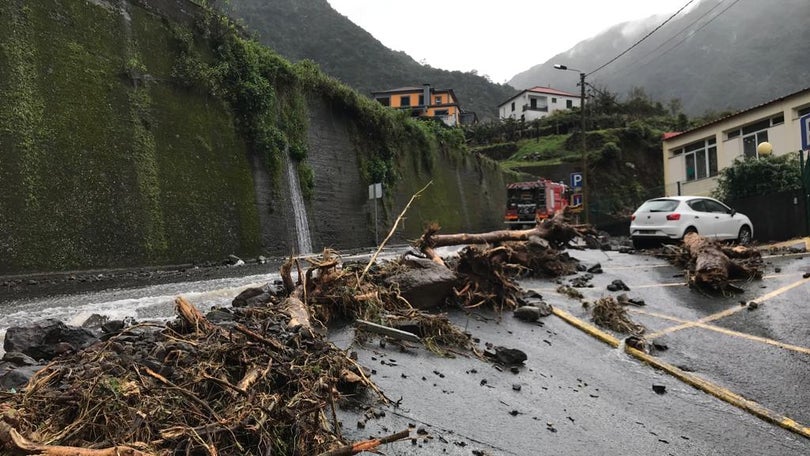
[663,88,810,197]
[498,87,580,122]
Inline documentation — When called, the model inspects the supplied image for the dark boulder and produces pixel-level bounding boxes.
[384,258,457,309]
[0,364,45,390]
[4,319,98,361]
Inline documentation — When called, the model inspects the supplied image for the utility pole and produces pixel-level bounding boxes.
[579,71,589,224]
[554,64,589,224]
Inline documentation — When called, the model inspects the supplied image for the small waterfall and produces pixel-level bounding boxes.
[286,155,313,254]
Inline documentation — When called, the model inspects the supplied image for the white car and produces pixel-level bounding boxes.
[629,196,753,249]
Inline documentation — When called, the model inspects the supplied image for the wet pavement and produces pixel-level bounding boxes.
[331,248,810,455]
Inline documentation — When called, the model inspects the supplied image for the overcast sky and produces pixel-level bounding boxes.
[326,0,696,83]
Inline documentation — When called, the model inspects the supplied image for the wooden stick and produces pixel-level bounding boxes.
[360,181,433,282]
[175,296,216,334]
[355,319,421,343]
[0,422,148,455]
[316,429,410,456]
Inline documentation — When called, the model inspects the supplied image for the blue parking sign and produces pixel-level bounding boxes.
[801,114,810,151]
[570,172,583,189]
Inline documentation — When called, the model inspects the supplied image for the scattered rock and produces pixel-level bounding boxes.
[486,346,527,366]
[383,260,457,309]
[607,279,630,291]
[747,301,759,310]
[4,319,98,362]
[225,254,244,266]
[587,263,603,274]
[788,242,807,253]
[2,352,37,366]
[513,306,543,322]
[0,364,46,390]
[652,384,667,395]
[625,336,648,352]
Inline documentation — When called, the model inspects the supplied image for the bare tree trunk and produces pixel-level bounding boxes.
[683,232,760,292]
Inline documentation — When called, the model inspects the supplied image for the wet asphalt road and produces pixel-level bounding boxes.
[331,248,810,455]
[1,245,808,454]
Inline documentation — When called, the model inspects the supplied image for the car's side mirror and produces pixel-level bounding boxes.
[730,209,736,217]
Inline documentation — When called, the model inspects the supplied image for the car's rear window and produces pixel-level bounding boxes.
[637,199,679,212]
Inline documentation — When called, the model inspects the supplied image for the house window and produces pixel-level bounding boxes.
[435,96,442,105]
[530,98,537,109]
[741,119,770,159]
[400,95,411,107]
[684,138,717,181]
[743,131,768,159]
[376,97,390,107]
[552,97,557,103]
[511,102,515,112]
[798,106,810,117]
[435,109,448,117]
[566,100,573,108]
[418,95,425,106]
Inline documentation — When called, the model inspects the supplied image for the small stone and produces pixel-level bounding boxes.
[774,267,781,273]
[803,272,810,279]
[357,421,365,429]
[513,306,542,322]
[652,384,667,394]
[747,301,759,310]
[512,384,522,391]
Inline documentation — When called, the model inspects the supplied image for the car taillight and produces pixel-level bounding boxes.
[631,215,636,221]
[666,213,681,221]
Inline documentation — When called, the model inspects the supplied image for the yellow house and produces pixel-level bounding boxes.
[662,87,810,196]
[371,84,469,126]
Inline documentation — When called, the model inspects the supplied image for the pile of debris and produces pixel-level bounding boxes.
[0,214,593,454]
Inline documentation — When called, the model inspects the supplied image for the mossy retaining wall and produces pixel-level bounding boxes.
[0,0,510,274]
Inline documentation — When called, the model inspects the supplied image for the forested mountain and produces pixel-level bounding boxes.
[509,0,810,115]
[226,0,516,121]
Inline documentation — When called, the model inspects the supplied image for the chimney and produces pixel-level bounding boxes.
[423,83,431,108]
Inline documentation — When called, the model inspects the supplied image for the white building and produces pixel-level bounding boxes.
[662,87,810,196]
[498,86,581,122]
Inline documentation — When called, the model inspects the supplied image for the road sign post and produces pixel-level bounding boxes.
[800,114,810,151]
[800,116,810,235]
[368,183,383,245]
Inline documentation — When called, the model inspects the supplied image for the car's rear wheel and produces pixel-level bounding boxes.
[682,227,698,241]
[738,225,752,245]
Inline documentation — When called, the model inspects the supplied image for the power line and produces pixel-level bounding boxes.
[588,0,695,77]
[628,0,743,71]
[616,0,732,74]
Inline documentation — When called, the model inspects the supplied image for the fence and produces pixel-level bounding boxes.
[728,190,808,243]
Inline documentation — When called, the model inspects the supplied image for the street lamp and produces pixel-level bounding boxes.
[554,64,589,224]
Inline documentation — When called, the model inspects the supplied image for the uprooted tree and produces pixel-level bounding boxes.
[663,232,763,293]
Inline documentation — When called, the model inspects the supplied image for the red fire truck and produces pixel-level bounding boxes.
[504,179,569,228]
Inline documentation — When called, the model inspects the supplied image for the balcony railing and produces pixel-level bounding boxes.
[522,104,548,112]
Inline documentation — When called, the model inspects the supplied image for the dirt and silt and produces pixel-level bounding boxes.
[0,213,763,455]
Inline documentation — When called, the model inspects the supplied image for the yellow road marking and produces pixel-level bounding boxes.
[630,309,810,356]
[647,276,810,339]
[552,307,810,439]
